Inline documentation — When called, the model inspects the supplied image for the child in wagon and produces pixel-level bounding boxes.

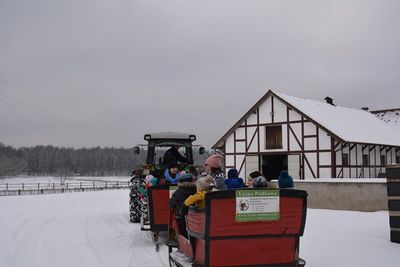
[184,175,214,209]
[224,168,245,189]
[169,173,197,238]
[138,174,159,197]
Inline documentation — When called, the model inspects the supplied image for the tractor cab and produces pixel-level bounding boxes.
[133,132,205,169]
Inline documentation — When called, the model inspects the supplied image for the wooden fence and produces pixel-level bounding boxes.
[0,181,129,196]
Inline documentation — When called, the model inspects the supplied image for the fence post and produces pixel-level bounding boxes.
[41,188,43,194]
[38,183,40,190]
[117,181,119,188]
[6,183,8,191]
[18,189,21,195]
[53,183,55,190]
[105,181,107,189]
[66,183,68,190]
[93,181,95,189]
[22,183,24,191]
[80,182,82,190]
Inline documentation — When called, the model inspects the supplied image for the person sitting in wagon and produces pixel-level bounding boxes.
[184,175,214,209]
[225,168,245,189]
[252,175,268,188]
[278,170,295,189]
[160,161,181,185]
[169,174,196,238]
[204,154,226,190]
[162,145,189,167]
[138,174,159,196]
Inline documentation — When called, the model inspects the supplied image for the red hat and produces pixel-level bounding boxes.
[205,154,223,168]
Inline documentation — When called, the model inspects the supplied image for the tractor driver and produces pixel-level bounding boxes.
[162,145,188,167]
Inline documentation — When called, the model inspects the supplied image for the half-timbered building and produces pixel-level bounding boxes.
[213,90,400,180]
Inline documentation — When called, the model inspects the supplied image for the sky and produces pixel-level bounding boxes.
[0,0,399,149]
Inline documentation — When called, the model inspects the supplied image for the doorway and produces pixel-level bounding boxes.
[261,154,288,180]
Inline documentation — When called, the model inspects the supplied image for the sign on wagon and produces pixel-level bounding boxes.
[235,189,280,222]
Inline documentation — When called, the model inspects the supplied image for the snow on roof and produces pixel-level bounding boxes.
[275,92,400,147]
[372,109,400,134]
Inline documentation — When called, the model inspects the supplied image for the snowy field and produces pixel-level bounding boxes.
[0,190,399,267]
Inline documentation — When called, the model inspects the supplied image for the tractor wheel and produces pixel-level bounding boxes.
[129,174,147,223]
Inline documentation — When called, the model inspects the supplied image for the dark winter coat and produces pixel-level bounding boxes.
[278,170,294,188]
[212,171,226,190]
[163,147,188,165]
[224,178,245,189]
[169,181,197,218]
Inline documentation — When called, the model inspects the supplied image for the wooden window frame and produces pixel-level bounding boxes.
[265,125,283,149]
[342,153,349,167]
[380,155,386,165]
[362,154,369,166]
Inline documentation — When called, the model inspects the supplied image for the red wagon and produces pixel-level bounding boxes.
[168,188,308,267]
[141,184,173,251]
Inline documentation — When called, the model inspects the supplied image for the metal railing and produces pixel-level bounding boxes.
[0,181,129,196]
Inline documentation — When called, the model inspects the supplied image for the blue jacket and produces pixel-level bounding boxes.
[278,170,294,188]
[224,178,245,189]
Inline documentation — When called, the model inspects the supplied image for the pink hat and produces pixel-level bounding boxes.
[205,154,223,169]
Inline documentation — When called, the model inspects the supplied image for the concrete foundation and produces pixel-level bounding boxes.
[294,179,387,212]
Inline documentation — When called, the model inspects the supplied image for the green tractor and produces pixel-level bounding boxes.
[129,132,206,223]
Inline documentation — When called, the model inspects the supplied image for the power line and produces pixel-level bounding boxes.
[0,75,133,141]
[0,93,117,140]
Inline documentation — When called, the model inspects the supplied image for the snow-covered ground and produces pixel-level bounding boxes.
[0,190,399,267]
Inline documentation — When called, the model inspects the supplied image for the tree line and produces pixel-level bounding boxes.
[0,143,146,177]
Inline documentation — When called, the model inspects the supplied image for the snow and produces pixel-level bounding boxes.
[0,190,399,267]
[374,109,400,133]
[275,92,400,147]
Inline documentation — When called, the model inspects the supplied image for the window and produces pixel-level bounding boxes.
[362,154,369,166]
[380,155,386,166]
[265,125,282,149]
[342,153,349,167]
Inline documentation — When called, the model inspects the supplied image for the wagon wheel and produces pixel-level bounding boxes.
[152,231,159,243]
[169,255,178,267]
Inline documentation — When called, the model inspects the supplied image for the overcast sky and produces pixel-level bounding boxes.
[0,0,399,149]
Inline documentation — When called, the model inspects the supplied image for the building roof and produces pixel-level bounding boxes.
[213,90,400,148]
[371,108,400,133]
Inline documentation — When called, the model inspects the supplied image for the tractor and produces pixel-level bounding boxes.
[129,132,206,223]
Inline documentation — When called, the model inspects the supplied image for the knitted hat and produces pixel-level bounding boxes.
[248,171,262,179]
[196,175,214,191]
[145,175,155,184]
[205,154,223,168]
[168,161,179,169]
[179,173,193,182]
[227,168,239,178]
[149,177,159,186]
[253,176,267,188]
